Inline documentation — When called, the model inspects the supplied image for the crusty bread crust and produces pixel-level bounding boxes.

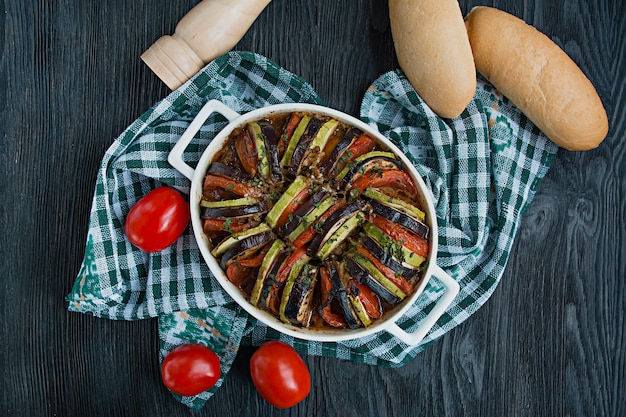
[389,0,476,119]
[465,6,608,150]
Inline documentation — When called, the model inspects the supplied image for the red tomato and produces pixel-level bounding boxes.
[125,186,190,253]
[161,344,221,397]
[250,341,311,408]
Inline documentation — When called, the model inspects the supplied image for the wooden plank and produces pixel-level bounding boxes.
[0,0,623,416]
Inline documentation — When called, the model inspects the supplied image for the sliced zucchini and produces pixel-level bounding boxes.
[280,115,311,171]
[317,210,365,260]
[362,222,426,269]
[348,287,372,327]
[200,196,260,208]
[362,188,426,222]
[247,122,270,179]
[250,239,286,307]
[307,200,363,257]
[345,257,403,305]
[200,199,270,219]
[287,196,336,243]
[278,256,312,323]
[280,190,327,237]
[319,128,362,176]
[327,262,361,329]
[359,235,419,280]
[308,119,339,160]
[265,176,309,228]
[279,263,318,326]
[288,118,323,176]
[219,231,273,269]
[335,151,400,182]
[211,223,271,257]
[369,199,429,239]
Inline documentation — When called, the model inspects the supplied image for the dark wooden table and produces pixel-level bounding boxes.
[2,1,624,416]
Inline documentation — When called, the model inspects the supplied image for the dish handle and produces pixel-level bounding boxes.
[168,100,241,180]
[386,265,460,346]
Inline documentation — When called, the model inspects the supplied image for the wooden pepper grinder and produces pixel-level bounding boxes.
[141,0,272,90]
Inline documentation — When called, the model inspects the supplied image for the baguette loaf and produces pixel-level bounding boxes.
[465,6,609,151]
[389,0,476,119]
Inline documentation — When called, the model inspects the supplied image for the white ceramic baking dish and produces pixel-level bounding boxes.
[168,100,459,346]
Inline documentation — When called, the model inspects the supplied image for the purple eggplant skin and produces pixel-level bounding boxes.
[359,235,419,280]
[326,262,360,329]
[259,121,283,182]
[345,257,402,305]
[368,200,429,239]
[258,251,289,311]
[319,128,362,176]
[207,162,251,182]
[288,118,323,176]
[306,199,365,257]
[279,190,327,237]
[339,155,404,188]
[200,199,270,219]
[281,264,319,327]
[219,231,274,270]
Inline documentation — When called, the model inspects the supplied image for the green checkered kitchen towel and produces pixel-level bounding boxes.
[66,51,558,409]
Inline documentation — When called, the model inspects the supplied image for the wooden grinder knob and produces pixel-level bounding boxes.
[141,0,272,90]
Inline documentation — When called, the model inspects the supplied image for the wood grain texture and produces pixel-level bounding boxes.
[0,0,624,416]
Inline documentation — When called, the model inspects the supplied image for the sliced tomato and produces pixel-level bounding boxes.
[203,174,263,198]
[319,267,347,328]
[225,245,269,286]
[235,130,258,176]
[291,226,317,248]
[351,169,417,197]
[332,134,377,175]
[370,214,429,258]
[356,283,382,319]
[226,263,257,287]
[203,218,257,235]
[278,113,302,158]
[354,244,413,295]
[274,186,311,228]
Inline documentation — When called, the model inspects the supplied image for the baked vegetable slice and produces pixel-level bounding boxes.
[279,262,319,326]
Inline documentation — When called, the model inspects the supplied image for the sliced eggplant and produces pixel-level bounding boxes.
[279,190,327,237]
[200,199,270,219]
[255,250,290,311]
[280,115,311,171]
[218,230,274,269]
[207,162,251,181]
[247,122,270,180]
[362,188,426,223]
[288,117,324,176]
[336,151,403,185]
[347,279,372,327]
[326,262,361,329]
[345,256,403,305]
[287,195,336,244]
[319,128,362,176]
[279,263,319,326]
[362,221,426,270]
[307,200,365,257]
[277,255,312,322]
[317,209,365,260]
[211,223,271,257]
[258,120,283,182]
[250,239,286,307]
[369,199,429,239]
[359,235,419,279]
[306,119,339,165]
